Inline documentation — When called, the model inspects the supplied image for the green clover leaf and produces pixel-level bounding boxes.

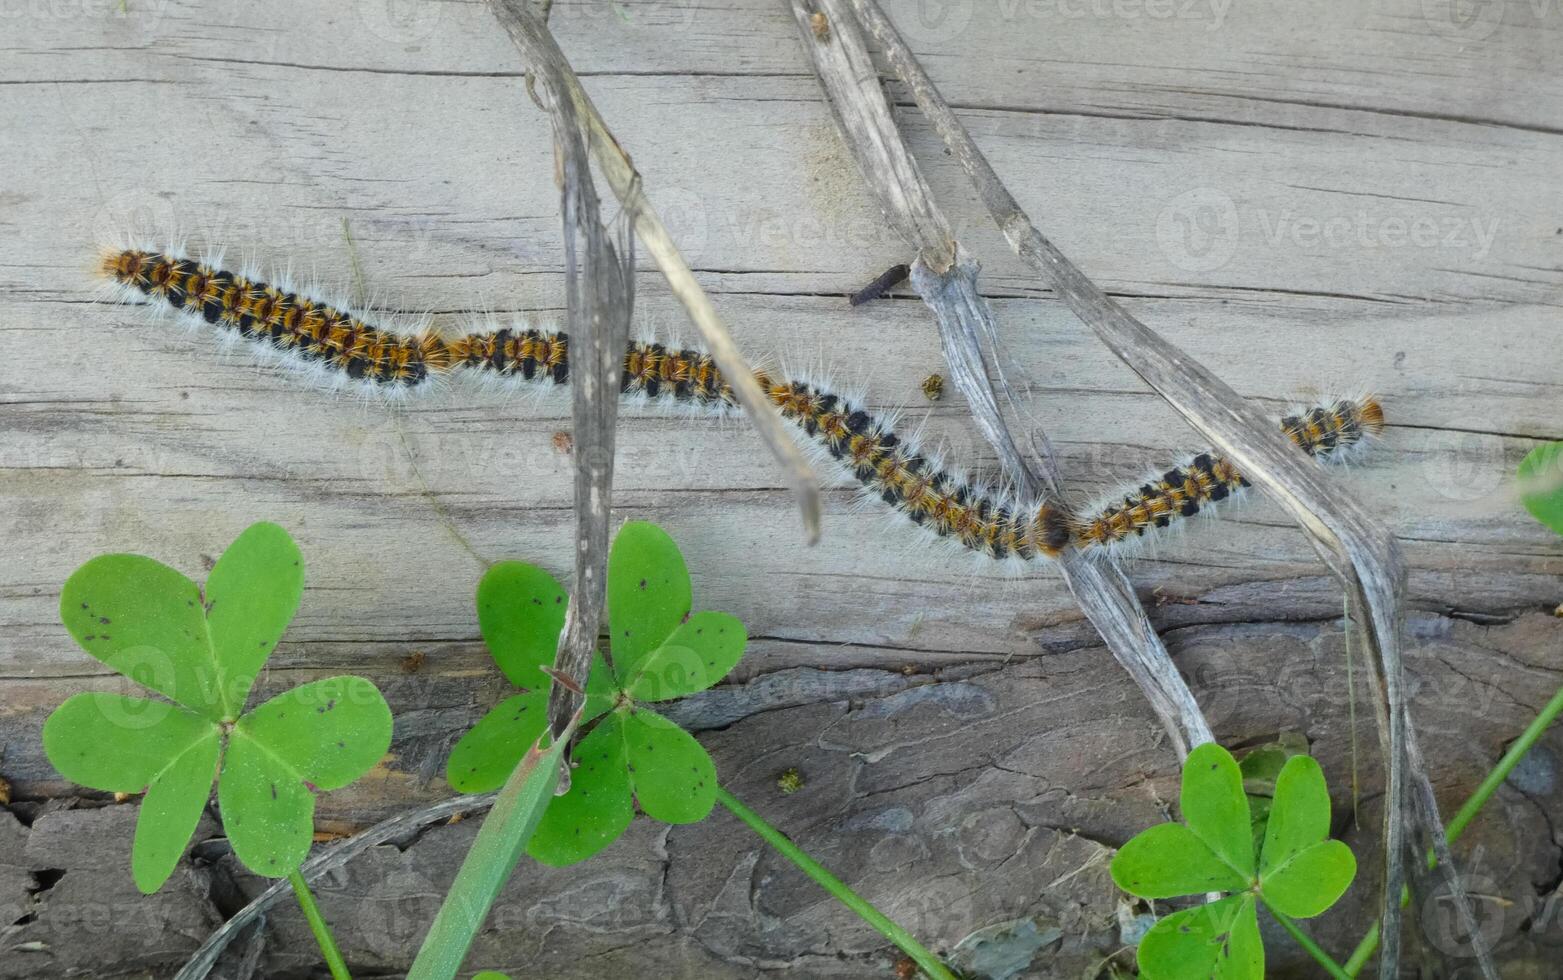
[1180,742,1255,880]
[449,521,745,868]
[476,561,568,688]
[1237,732,1309,853]
[606,520,692,679]
[1257,755,1356,918]
[1518,442,1563,537]
[445,562,612,794]
[1137,893,1262,980]
[42,523,392,893]
[1110,743,1357,980]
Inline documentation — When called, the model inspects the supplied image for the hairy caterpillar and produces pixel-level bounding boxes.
[101,249,452,391]
[1075,398,1385,551]
[100,247,1383,562]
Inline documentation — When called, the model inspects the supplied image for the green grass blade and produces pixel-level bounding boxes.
[715,786,958,980]
[407,712,579,980]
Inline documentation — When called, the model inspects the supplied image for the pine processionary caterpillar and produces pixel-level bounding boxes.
[100,247,1385,564]
[1074,393,1385,551]
[101,249,453,390]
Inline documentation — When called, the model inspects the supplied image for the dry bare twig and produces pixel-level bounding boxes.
[505,11,637,738]
[490,0,824,544]
[788,0,1213,757]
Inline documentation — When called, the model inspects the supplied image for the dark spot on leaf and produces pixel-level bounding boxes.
[531,597,541,605]
[270,783,278,800]
[85,635,96,642]
[100,635,110,640]
[80,602,88,610]
[638,578,647,589]
[555,596,563,604]
[1180,925,1191,934]
[99,617,110,624]
[336,741,345,749]
[258,641,266,648]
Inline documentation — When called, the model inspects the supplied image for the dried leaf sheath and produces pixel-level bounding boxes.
[788,0,1213,754]
[487,0,823,543]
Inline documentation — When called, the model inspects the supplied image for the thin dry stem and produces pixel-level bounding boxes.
[493,6,634,738]
[791,0,1211,757]
[489,0,823,544]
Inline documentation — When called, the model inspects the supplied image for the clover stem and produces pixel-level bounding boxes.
[714,786,959,980]
[1262,897,1350,980]
[1341,680,1563,976]
[288,867,351,980]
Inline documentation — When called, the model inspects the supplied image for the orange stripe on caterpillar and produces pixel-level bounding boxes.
[1076,397,1385,550]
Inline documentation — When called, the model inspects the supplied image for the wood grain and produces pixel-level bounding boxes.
[1,1,1561,976]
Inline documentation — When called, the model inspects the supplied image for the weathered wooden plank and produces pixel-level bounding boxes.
[2,0,1562,975]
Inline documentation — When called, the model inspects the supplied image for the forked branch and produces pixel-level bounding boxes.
[789,0,1212,757]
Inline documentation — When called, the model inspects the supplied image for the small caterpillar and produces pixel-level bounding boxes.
[102,249,453,389]
[101,247,1383,563]
[1076,398,1385,550]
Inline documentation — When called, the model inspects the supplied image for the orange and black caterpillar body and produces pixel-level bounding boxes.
[103,249,451,388]
[102,248,1383,564]
[102,249,1072,562]
[757,376,1072,560]
[1075,397,1385,550]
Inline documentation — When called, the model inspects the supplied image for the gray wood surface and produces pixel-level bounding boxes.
[2,1,1561,976]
